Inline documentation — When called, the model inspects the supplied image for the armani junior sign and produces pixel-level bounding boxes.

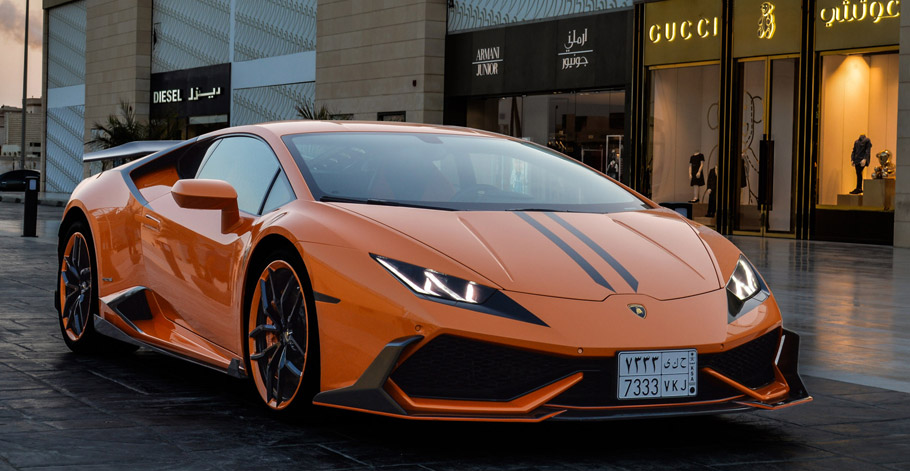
[473,46,502,77]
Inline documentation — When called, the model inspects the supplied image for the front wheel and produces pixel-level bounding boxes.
[246,253,318,412]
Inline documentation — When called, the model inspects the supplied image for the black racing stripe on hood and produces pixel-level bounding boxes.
[543,212,639,292]
[515,212,614,292]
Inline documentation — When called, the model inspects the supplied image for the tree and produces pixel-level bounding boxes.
[87,101,181,149]
[87,101,146,149]
[86,101,181,168]
[295,100,350,120]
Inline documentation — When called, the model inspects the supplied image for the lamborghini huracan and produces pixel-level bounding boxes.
[56,121,810,421]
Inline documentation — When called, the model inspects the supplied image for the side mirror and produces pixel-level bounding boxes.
[172,179,241,233]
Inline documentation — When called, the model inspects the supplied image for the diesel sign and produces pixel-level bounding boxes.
[153,89,183,104]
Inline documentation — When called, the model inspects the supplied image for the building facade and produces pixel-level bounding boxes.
[632,0,904,245]
[42,0,318,192]
[40,0,909,246]
[443,1,634,181]
[0,99,43,173]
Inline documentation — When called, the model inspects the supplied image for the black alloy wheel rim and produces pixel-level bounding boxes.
[60,233,92,341]
[248,261,308,409]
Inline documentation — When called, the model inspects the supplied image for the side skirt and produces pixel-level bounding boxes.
[93,314,247,379]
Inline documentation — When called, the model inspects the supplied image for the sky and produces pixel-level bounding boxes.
[0,0,43,108]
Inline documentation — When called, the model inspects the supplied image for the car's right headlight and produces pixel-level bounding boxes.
[372,254,547,327]
[725,255,768,319]
[372,254,495,304]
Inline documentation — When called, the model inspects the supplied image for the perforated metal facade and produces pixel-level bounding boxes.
[46,0,87,193]
[45,106,85,193]
[152,0,230,73]
[47,2,87,89]
[447,0,632,32]
[232,83,315,126]
[235,0,317,61]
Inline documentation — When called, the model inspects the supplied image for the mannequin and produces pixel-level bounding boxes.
[705,165,718,217]
[688,151,705,203]
[850,133,871,194]
[606,149,619,180]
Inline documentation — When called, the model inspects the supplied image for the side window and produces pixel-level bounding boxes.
[196,136,280,214]
[176,140,219,179]
[261,171,294,213]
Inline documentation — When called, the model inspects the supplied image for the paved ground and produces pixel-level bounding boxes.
[0,200,909,470]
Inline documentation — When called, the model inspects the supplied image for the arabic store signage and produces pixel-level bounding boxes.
[150,63,230,119]
[644,0,723,66]
[561,28,592,70]
[816,0,900,50]
[446,10,630,97]
[152,86,223,104]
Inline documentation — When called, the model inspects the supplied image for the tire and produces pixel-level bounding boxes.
[57,221,106,352]
[57,220,138,354]
[245,249,319,412]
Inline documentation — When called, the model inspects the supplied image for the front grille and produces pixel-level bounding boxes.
[391,330,781,405]
[701,329,780,388]
[391,335,583,401]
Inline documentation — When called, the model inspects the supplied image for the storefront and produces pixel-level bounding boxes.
[444,10,633,182]
[812,0,899,244]
[638,0,724,226]
[632,0,900,244]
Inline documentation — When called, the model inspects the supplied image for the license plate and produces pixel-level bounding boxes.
[617,349,697,400]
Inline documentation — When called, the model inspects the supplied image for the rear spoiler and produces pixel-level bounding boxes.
[83,140,184,163]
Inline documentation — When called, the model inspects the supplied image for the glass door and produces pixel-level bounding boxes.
[734,57,797,236]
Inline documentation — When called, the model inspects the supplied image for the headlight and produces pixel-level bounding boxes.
[372,254,495,304]
[725,255,767,318]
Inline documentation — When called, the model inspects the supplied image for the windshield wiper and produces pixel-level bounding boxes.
[320,195,455,211]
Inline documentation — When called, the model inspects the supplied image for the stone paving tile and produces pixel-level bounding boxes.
[712,457,888,471]
[2,201,910,469]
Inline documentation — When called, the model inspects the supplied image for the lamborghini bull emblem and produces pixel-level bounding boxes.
[628,304,647,319]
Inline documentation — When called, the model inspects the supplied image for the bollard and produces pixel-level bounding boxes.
[22,175,38,237]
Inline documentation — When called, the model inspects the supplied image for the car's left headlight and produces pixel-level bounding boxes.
[372,254,496,304]
[725,255,768,318]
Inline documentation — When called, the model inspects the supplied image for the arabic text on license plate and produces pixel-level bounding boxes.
[617,349,697,400]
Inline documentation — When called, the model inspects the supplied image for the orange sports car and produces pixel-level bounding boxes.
[56,121,810,421]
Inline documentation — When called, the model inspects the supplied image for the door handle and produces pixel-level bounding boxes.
[143,214,161,231]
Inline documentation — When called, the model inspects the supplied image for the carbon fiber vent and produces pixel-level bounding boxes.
[390,330,781,405]
[701,329,780,389]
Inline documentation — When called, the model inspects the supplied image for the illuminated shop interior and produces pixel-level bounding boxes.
[647,64,720,204]
[817,51,898,208]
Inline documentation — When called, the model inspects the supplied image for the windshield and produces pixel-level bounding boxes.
[282,132,649,213]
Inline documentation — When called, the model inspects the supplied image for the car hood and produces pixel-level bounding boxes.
[338,205,722,301]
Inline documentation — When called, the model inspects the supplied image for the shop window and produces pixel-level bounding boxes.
[818,52,897,210]
[648,65,719,204]
[378,111,406,122]
[465,90,625,177]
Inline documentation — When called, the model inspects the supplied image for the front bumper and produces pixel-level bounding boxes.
[312,328,812,421]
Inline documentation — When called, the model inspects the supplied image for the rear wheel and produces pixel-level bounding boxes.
[246,253,318,411]
[58,222,104,352]
[58,220,138,354]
